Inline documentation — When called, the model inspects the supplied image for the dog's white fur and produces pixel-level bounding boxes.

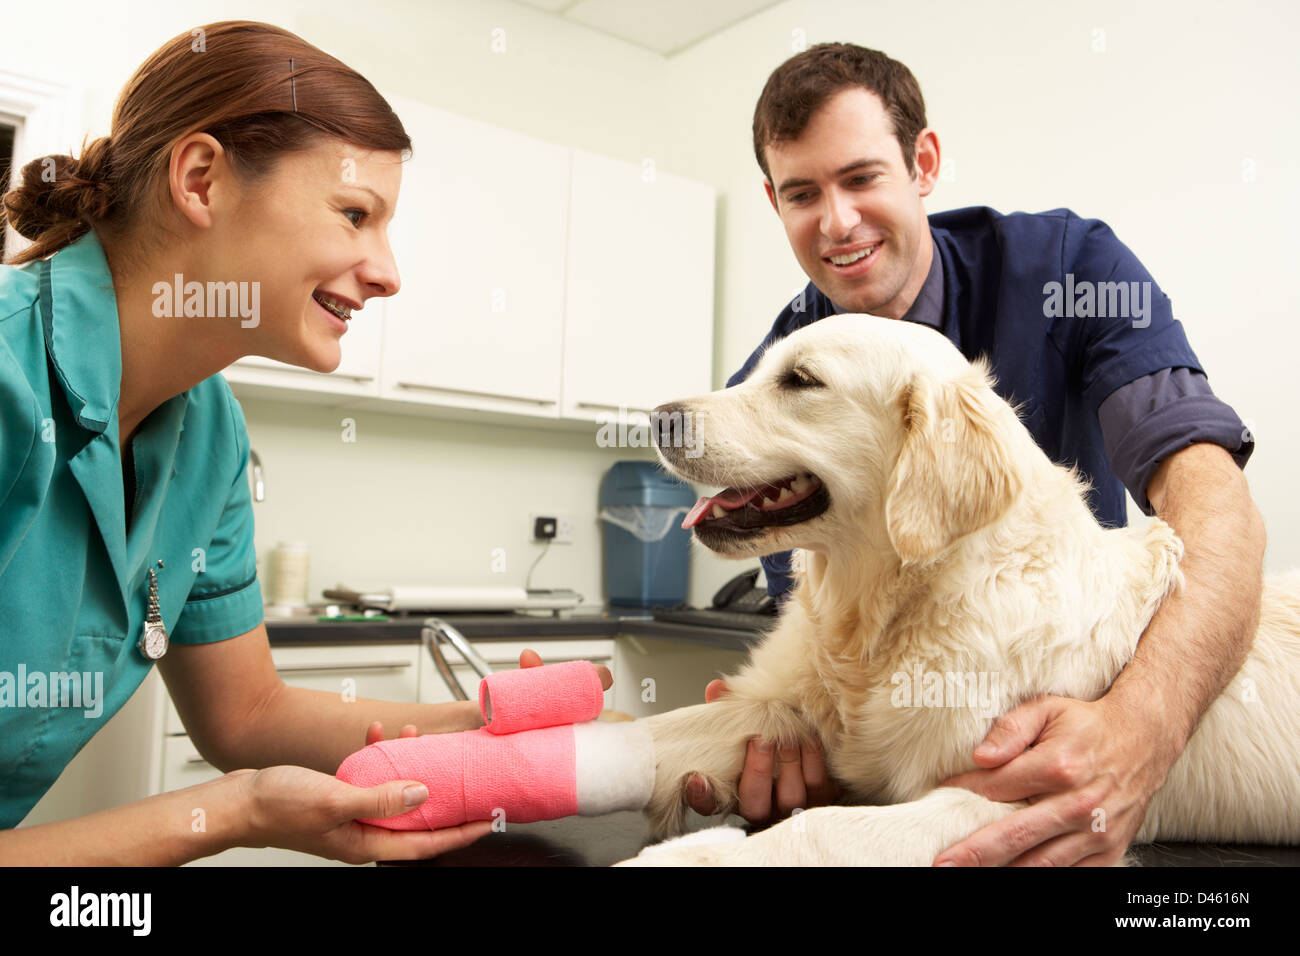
[620,314,1300,866]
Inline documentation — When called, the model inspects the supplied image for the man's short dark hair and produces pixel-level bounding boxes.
[753,43,928,184]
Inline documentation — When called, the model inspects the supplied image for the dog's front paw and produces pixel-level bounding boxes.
[641,706,748,840]
[640,699,814,840]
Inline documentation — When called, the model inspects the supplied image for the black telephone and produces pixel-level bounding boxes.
[712,568,777,614]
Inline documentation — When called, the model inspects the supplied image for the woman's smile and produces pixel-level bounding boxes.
[311,288,356,334]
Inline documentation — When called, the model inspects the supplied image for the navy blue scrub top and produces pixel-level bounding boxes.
[728,207,1254,599]
[0,228,264,827]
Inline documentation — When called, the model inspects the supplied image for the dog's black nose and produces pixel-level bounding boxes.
[652,403,683,450]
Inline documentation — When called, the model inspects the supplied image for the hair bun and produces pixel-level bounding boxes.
[1,136,115,244]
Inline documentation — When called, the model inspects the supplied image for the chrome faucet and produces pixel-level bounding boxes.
[249,448,265,502]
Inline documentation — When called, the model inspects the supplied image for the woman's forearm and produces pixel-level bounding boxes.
[0,773,250,866]
[215,684,485,774]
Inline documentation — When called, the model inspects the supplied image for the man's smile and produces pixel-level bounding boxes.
[822,240,883,277]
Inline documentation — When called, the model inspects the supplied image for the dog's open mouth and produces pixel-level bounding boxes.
[682,472,830,532]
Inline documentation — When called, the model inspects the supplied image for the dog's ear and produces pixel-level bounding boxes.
[885,366,1022,564]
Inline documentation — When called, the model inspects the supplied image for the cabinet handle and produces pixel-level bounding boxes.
[185,755,211,765]
[394,381,557,406]
[275,661,413,674]
[232,361,376,383]
[575,402,654,416]
[457,656,612,668]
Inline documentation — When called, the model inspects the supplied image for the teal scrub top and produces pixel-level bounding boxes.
[0,228,264,828]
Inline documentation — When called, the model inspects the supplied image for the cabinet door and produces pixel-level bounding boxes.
[611,635,747,716]
[163,642,420,735]
[562,150,716,420]
[378,94,570,417]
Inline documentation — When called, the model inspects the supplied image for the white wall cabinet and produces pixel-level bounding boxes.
[561,149,717,420]
[377,95,572,419]
[220,97,715,424]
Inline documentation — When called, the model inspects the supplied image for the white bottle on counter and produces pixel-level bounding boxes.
[266,541,311,616]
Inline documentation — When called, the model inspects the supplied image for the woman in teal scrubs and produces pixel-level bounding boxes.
[0,20,582,865]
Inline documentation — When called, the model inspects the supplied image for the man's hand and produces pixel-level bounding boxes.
[932,693,1181,866]
[365,649,613,743]
[684,679,840,825]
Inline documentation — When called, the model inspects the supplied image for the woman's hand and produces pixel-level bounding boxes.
[364,649,613,743]
[230,766,491,864]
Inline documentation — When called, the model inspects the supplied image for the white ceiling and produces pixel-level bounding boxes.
[509,0,784,56]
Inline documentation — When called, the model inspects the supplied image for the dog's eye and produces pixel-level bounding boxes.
[781,367,823,390]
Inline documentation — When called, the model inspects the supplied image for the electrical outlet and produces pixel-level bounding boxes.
[554,514,574,544]
[531,513,573,545]
[531,513,573,544]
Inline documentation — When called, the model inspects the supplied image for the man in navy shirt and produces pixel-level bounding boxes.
[686,43,1267,867]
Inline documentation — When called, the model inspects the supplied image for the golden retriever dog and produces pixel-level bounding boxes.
[618,314,1300,866]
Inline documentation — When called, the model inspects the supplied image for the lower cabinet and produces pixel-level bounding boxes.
[610,635,748,718]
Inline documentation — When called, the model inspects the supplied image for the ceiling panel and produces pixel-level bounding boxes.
[510,0,784,56]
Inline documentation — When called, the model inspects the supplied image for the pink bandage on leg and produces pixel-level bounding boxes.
[336,721,654,830]
[338,725,576,830]
[479,660,605,734]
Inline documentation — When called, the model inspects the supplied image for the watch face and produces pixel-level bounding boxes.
[140,623,168,660]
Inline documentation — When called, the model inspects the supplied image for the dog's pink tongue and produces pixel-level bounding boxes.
[682,487,761,529]
[682,498,713,530]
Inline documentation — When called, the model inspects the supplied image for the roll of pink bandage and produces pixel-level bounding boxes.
[478,660,605,735]
[336,721,655,830]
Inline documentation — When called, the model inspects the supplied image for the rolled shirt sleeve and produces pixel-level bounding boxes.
[1097,368,1254,516]
[169,388,264,644]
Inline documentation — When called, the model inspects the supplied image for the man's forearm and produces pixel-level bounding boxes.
[1107,445,1266,750]
[219,686,484,774]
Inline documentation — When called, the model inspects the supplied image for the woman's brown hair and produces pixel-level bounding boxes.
[1,20,411,267]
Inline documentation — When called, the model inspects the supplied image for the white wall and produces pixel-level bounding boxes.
[239,397,657,602]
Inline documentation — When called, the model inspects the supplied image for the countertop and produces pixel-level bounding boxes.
[264,608,768,652]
